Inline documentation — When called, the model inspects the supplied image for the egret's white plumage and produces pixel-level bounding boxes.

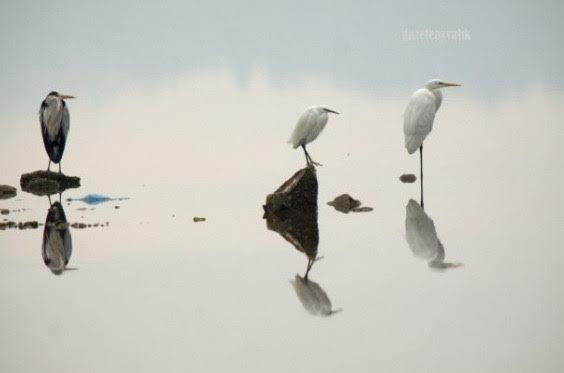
[403,79,459,154]
[288,105,339,166]
[403,80,460,207]
[39,91,75,173]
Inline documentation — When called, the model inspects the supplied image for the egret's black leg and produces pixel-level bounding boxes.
[301,144,322,167]
[58,163,62,175]
[420,144,424,209]
[48,194,52,207]
[305,258,313,280]
[301,144,310,166]
[47,160,51,173]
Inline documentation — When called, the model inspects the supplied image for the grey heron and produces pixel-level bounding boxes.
[39,91,75,173]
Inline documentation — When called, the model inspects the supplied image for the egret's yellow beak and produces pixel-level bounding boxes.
[60,94,76,99]
[443,82,461,87]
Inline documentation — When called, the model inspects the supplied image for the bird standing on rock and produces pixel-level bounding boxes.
[288,105,339,167]
[40,91,75,174]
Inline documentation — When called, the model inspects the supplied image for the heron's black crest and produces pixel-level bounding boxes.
[48,91,59,96]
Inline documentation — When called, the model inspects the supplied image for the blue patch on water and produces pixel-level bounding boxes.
[68,194,130,205]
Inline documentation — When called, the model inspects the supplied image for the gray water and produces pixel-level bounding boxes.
[1,1,564,372]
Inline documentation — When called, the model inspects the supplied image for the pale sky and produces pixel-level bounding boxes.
[1,0,563,117]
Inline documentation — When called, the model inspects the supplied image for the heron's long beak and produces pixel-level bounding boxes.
[443,82,461,87]
[325,108,340,114]
[60,94,76,99]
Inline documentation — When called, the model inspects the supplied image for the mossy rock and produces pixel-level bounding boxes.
[20,171,80,196]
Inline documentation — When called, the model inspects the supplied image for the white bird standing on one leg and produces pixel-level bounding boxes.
[288,105,339,167]
[403,79,460,208]
[39,91,76,174]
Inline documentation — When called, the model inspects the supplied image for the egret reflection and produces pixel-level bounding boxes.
[291,275,342,317]
[42,196,75,275]
[405,199,462,271]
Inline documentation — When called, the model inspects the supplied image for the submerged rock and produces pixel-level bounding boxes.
[20,171,80,196]
[328,194,373,214]
[352,206,373,213]
[0,185,17,200]
[327,194,361,213]
[399,173,417,183]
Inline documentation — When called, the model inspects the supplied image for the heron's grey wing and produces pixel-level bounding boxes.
[63,228,72,265]
[403,90,437,154]
[288,109,314,148]
[62,104,70,138]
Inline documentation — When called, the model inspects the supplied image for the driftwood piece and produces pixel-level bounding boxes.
[20,171,81,196]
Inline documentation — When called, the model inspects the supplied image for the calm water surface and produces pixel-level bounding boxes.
[1,73,563,372]
[2,1,564,371]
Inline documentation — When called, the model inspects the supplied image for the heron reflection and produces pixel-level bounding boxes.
[405,199,462,270]
[264,167,341,316]
[42,196,75,275]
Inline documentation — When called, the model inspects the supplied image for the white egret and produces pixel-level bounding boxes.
[404,80,460,207]
[288,105,339,167]
[39,91,76,173]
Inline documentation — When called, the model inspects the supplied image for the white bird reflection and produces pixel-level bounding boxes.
[42,198,75,275]
[405,199,462,270]
[291,275,342,317]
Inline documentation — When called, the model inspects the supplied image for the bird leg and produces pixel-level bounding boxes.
[58,163,62,175]
[47,160,51,173]
[420,145,424,209]
[302,145,322,167]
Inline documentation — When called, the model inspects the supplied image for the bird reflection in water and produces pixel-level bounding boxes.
[264,167,341,316]
[405,199,462,270]
[42,195,75,275]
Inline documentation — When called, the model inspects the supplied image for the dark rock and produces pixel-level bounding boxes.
[400,174,417,183]
[20,171,80,196]
[193,217,206,222]
[327,194,362,213]
[264,166,318,216]
[0,185,17,200]
[263,167,319,277]
[0,209,9,215]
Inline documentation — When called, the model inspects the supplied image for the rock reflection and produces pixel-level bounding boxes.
[264,166,319,277]
[264,166,341,316]
[405,199,462,270]
[42,197,75,275]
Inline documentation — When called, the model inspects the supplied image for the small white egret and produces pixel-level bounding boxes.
[288,105,339,167]
[39,91,76,173]
[404,80,460,207]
